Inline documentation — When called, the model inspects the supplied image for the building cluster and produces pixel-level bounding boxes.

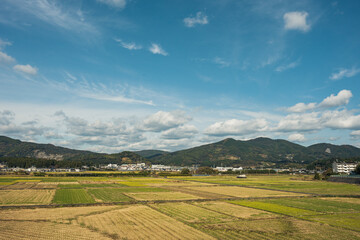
[214,166,243,172]
[332,162,358,174]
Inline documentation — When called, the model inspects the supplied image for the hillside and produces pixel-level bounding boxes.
[1,135,360,168]
[148,137,360,168]
[0,136,144,164]
[134,150,169,159]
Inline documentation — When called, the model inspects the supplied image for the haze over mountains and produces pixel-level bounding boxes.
[1,135,360,168]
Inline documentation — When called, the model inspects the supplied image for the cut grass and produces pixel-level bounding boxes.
[125,191,201,201]
[152,202,233,223]
[0,189,55,205]
[87,188,132,202]
[229,200,318,217]
[187,186,304,198]
[52,189,95,204]
[77,205,214,239]
[193,201,277,219]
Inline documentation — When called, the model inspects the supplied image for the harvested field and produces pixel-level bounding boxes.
[3,182,38,189]
[0,220,111,240]
[230,200,318,217]
[193,201,276,219]
[125,191,201,201]
[152,202,234,223]
[0,205,119,223]
[161,186,228,199]
[88,188,133,202]
[52,189,95,204]
[77,205,214,239]
[187,186,305,198]
[196,217,360,240]
[0,189,55,205]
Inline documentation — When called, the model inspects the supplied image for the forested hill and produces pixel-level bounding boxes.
[1,135,360,168]
[148,137,360,168]
[0,136,144,164]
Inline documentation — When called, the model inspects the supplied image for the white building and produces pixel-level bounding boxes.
[332,162,358,174]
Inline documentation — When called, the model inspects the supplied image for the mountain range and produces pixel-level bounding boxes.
[1,135,360,168]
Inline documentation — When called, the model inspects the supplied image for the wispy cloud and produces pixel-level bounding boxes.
[275,59,300,72]
[97,0,126,9]
[114,38,142,50]
[13,64,38,75]
[329,67,360,80]
[184,12,209,28]
[149,43,168,56]
[4,0,97,34]
[213,57,230,68]
[0,51,15,64]
[0,38,12,49]
[284,11,310,32]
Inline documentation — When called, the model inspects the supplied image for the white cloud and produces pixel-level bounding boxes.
[204,118,268,136]
[284,11,310,32]
[97,0,126,9]
[276,112,322,132]
[318,89,352,108]
[184,12,208,28]
[13,64,38,75]
[287,102,316,113]
[287,89,352,113]
[350,130,360,139]
[323,109,360,130]
[288,133,306,142]
[161,125,198,139]
[114,38,142,50]
[275,60,300,72]
[0,51,15,63]
[329,67,360,80]
[142,111,191,132]
[149,43,168,56]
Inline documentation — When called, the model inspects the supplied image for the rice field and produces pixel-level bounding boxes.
[0,175,359,239]
[87,188,133,202]
[52,189,96,204]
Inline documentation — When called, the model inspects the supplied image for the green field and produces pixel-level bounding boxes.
[0,174,359,239]
[52,189,96,204]
[88,188,133,202]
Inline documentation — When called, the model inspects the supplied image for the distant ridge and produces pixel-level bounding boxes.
[1,135,360,167]
[148,137,360,168]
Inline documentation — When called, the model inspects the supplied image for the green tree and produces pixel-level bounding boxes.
[322,168,333,180]
[196,166,216,175]
[355,164,360,174]
[314,172,321,180]
[180,168,191,175]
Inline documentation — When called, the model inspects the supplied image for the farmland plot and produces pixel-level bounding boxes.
[193,201,276,219]
[77,205,214,240]
[152,202,234,223]
[125,191,201,201]
[196,217,360,240]
[187,186,304,198]
[52,189,95,204]
[0,189,55,205]
[0,220,110,240]
[88,188,132,202]
[0,205,120,223]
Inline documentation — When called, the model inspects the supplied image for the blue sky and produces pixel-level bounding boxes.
[0,0,360,152]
